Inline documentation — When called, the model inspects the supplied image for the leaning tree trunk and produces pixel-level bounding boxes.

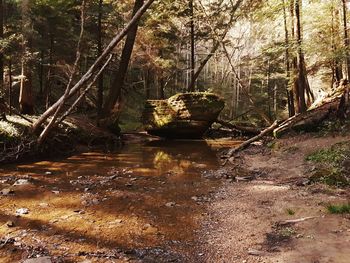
[19,0,34,114]
[32,0,155,134]
[103,0,144,116]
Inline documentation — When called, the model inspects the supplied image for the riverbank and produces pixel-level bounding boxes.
[0,115,120,164]
[200,132,350,263]
[1,127,350,262]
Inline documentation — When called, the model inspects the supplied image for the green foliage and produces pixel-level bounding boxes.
[286,208,295,216]
[306,142,350,187]
[306,142,350,164]
[327,204,350,214]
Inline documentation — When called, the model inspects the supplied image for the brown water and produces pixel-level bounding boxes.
[0,139,239,262]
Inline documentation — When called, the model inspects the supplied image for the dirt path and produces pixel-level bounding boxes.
[199,134,350,263]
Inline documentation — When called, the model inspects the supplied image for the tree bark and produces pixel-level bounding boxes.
[103,0,144,116]
[97,0,104,123]
[19,0,34,114]
[0,0,3,95]
[282,0,295,116]
[342,0,350,81]
[188,0,196,92]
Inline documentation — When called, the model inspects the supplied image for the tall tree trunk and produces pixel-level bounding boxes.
[8,59,12,115]
[332,0,343,84]
[0,0,3,95]
[290,0,311,114]
[19,0,34,114]
[188,0,195,92]
[103,0,144,116]
[97,0,104,124]
[45,33,54,109]
[282,0,295,117]
[342,0,350,81]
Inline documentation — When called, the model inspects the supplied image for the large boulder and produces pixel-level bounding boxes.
[142,92,224,139]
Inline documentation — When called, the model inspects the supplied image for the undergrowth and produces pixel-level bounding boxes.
[327,204,350,214]
[306,142,350,187]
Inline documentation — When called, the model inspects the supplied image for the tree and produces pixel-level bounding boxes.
[19,0,34,114]
[342,0,350,81]
[103,0,144,118]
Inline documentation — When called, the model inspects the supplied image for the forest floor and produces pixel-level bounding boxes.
[199,132,350,263]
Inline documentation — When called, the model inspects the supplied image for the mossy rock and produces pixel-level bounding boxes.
[142,92,224,138]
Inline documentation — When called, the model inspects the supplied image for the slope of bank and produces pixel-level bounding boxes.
[0,115,120,164]
[199,133,350,263]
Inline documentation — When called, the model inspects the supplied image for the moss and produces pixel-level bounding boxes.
[307,142,350,164]
[306,142,350,187]
[327,204,350,214]
[286,208,295,215]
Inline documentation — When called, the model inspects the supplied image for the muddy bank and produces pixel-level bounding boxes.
[199,134,350,263]
[0,115,121,164]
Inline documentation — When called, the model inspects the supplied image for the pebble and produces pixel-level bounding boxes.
[0,188,14,195]
[165,202,176,207]
[6,220,15,227]
[248,249,264,256]
[13,179,30,186]
[45,171,53,175]
[52,190,60,194]
[16,208,29,215]
[23,257,52,263]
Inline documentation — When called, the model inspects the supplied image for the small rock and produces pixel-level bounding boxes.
[13,179,30,186]
[248,249,264,256]
[45,171,53,175]
[165,202,176,207]
[143,224,158,235]
[92,198,99,205]
[6,220,15,227]
[16,208,29,215]
[23,256,52,263]
[39,203,49,208]
[1,188,14,195]
[52,190,60,194]
[191,196,199,201]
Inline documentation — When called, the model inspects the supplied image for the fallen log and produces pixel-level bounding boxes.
[223,121,278,163]
[215,119,261,135]
[273,83,349,138]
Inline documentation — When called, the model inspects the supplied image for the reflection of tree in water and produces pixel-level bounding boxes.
[144,140,218,175]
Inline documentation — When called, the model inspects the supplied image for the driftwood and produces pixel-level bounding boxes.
[279,216,317,226]
[273,83,349,137]
[215,119,261,135]
[223,121,278,162]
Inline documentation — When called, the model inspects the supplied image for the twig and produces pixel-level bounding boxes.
[279,216,317,225]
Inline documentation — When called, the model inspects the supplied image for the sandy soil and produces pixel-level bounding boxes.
[199,134,350,263]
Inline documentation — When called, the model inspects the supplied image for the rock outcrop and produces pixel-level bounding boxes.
[142,92,225,139]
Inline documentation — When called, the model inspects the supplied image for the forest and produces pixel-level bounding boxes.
[0,0,350,262]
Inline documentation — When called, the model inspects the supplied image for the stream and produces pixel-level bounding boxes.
[0,139,240,262]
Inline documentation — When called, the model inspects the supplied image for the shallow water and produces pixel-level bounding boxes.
[0,139,239,262]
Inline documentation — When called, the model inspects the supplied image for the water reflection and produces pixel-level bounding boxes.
[0,139,232,262]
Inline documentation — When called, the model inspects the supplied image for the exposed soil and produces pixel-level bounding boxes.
[199,134,350,263]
